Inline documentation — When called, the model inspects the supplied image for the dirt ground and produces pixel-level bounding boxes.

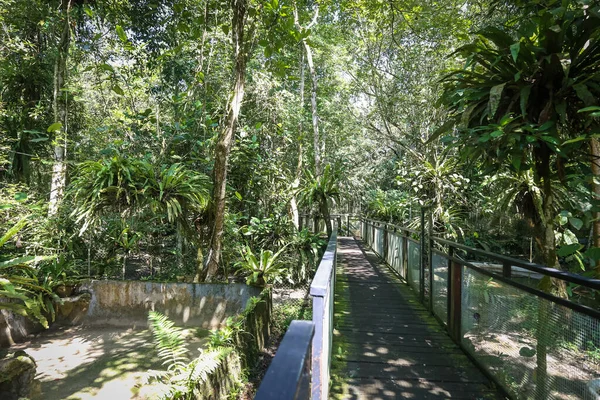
[11,325,206,400]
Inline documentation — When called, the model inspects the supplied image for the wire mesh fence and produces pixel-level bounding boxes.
[461,266,600,399]
[360,216,600,400]
[407,239,421,295]
[432,251,449,326]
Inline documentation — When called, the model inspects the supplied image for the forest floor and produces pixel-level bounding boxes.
[12,325,206,399]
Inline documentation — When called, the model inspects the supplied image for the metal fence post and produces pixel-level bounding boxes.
[502,261,512,278]
[448,246,462,343]
[420,208,425,304]
[428,212,434,312]
[402,230,408,280]
[382,223,388,261]
[346,214,350,236]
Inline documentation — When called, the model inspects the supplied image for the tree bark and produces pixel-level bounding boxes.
[290,49,305,229]
[532,148,563,400]
[48,0,72,217]
[320,195,332,237]
[198,0,248,282]
[294,3,321,176]
[304,41,321,176]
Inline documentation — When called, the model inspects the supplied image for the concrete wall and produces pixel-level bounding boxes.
[76,280,262,329]
[0,306,41,348]
[1,280,263,347]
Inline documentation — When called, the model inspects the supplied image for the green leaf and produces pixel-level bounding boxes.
[47,122,63,132]
[510,42,520,63]
[112,85,125,96]
[568,217,583,230]
[97,63,115,73]
[520,86,531,117]
[116,25,128,42]
[490,130,503,138]
[573,83,595,106]
[562,136,587,145]
[578,106,600,113]
[511,154,522,171]
[14,192,27,202]
[234,191,243,201]
[584,247,600,262]
[538,121,554,131]
[488,83,506,118]
[557,243,581,257]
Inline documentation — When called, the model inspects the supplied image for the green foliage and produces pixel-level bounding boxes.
[235,245,288,286]
[147,311,231,400]
[0,220,58,328]
[441,1,600,172]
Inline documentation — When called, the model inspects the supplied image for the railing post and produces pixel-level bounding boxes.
[448,246,462,343]
[428,213,434,312]
[402,230,408,280]
[502,261,512,278]
[382,223,388,261]
[313,216,318,233]
[420,208,425,304]
[346,214,350,236]
[371,221,375,248]
[337,216,341,231]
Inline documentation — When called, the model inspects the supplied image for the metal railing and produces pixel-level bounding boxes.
[256,218,338,400]
[254,320,314,400]
[361,216,600,400]
[309,228,337,400]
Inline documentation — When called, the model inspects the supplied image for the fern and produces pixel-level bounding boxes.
[148,311,189,370]
[147,312,232,399]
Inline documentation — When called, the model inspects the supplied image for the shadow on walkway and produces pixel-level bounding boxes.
[330,236,503,400]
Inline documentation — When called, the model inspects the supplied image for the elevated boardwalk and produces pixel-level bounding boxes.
[331,236,501,399]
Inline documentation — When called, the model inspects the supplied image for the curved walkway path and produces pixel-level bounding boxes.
[330,236,502,399]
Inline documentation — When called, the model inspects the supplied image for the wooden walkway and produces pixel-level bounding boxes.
[330,237,502,399]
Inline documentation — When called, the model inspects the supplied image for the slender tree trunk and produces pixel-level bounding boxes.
[176,220,184,271]
[304,40,321,176]
[48,0,72,217]
[533,156,563,400]
[290,49,305,229]
[320,196,332,237]
[198,0,248,282]
[293,3,321,176]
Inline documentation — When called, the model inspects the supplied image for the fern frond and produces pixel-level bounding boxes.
[148,311,189,368]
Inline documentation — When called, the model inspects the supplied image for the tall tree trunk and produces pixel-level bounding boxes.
[304,40,321,176]
[290,49,305,229]
[320,195,332,237]
[532,149,564,400]
[198,0,248,282]
[48,0,72,217]
[176,220,184,271]
[294,3,321,176]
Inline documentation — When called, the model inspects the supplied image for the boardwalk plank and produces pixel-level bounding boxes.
[331,236,502,400]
